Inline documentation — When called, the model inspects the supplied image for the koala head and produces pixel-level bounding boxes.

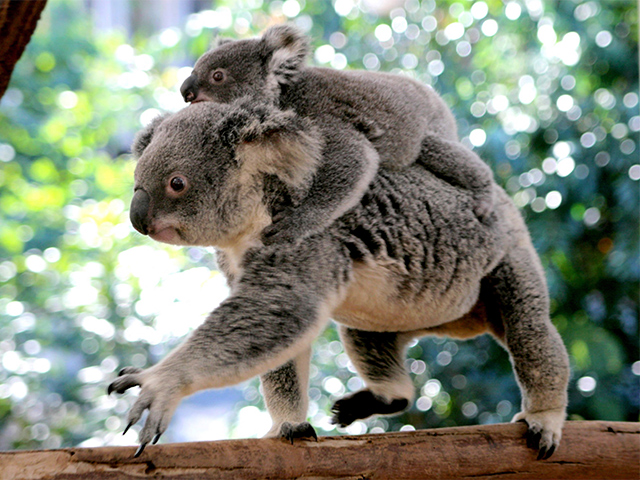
[130,99,321,248]
[180,24,310,105]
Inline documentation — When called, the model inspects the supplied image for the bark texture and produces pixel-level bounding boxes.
[0,0,47,99]
[0,421,638,480]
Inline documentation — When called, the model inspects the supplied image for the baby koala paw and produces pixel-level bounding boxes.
[513,408,565,460]
[472,187,495,221]
[262,210,316,245]
[108,366,184,457]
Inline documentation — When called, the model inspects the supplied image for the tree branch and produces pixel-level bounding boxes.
[1,421,638,479]
[0,0,48,99]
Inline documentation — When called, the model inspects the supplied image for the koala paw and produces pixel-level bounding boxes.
[278,421,318,444]
[108,366,183,458]
[330,390,409,427]
[472,188,495,221]
[512,408,565,460]
[261,211,313,245]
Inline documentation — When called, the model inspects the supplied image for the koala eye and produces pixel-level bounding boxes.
[212,70,225,83]
[168,175,189,196]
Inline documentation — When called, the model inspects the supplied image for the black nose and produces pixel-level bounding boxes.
[130,188,151,235]
[180,73,199,103]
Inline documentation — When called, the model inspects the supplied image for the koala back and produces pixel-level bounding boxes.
[279,67,459,165]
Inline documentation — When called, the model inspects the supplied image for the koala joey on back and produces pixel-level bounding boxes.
[110,100,569,460]
[179,24,496,244]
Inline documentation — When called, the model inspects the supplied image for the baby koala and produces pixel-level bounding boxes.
[181,24,495,244]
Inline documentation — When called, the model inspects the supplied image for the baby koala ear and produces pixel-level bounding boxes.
[131,113,170,158]
[234,102,322,188]
[261,23,310,85]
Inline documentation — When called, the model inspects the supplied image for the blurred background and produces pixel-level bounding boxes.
[0,0,637,450]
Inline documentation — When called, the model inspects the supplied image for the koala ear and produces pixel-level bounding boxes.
[212,35,234,49]
[261,24,310,85]
[234,104,322,188]
[131,113,170,158]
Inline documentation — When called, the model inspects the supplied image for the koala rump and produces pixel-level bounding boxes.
[111,100,569,460]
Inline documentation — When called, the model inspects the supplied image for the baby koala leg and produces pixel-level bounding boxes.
[331,327,414,427]
[417,133,495,220]
[262,121,379,245]
[261,348,317,443]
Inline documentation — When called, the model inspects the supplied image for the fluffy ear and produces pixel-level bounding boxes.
[211,35,234,49]
[261,24,310,85]
[233,103,322,188]
[131,113,170,158]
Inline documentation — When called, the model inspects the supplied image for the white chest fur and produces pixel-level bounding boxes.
[333,259,481,333]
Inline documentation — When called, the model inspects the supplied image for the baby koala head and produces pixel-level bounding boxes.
[130,99,322,248]
[180,24,310,105]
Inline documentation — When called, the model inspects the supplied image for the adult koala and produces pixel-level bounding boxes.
[109,99,569,460]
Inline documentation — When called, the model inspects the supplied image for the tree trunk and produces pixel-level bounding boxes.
[0,0,48,99]
[0,421,637,479]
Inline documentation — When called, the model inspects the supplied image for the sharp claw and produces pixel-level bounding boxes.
[152,433,161,445]
[543,444,556,460]
[537,446,547,460]
[527,430,541,450]
[123,421,134,436]
[107,383,114,395]
[134,442,147,458]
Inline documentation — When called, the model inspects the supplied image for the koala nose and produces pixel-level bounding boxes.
[180,73,199,103]
[130,188,151,235]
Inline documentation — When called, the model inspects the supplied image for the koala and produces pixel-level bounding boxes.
[178,24,495,245]
[108,100,569,460]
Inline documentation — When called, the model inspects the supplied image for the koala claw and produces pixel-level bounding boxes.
[279,421,318,444]
[513,409,564,460]
[108,366,181,458]
[134,442,147,458]
[107,368,143,395]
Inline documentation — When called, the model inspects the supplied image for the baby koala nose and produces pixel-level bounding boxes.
[130,188,151,235]
[180,73,199,103]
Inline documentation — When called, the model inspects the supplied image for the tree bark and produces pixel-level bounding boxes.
[0,0,48,99]
[0,421,637,480]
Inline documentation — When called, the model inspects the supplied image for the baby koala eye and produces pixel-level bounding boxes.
[167,175,189,196]
[212,70,225,83]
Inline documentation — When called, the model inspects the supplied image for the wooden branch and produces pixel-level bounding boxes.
[0,421,637,479]
[0,0,48,99]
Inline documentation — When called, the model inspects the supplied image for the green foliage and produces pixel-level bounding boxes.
[0,0,637,449]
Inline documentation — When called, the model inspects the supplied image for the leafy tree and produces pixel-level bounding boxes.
[0,0,637,450]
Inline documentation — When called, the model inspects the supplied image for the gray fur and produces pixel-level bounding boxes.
[180,24,495,244]
[111,101,569,459]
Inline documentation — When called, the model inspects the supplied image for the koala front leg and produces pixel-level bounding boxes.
[109,242,346,455]
[262,119,378,244]
[261,348,316,443]
[331,326,415,427]
[417,133,495,220]
[488,248,570,460]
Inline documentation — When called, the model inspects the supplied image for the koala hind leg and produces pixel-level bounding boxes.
[262,347,316,443]
[487,247,570,460]
[331,326,414,427]
[417,133,495,220]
